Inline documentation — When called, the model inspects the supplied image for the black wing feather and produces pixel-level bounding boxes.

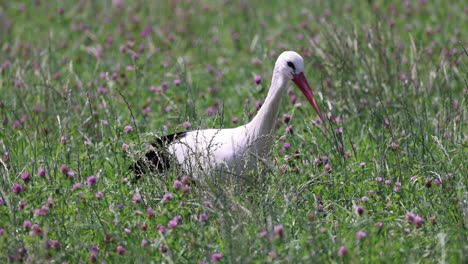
[131,131,188,178]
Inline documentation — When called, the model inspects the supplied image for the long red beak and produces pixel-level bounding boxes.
[292,72,324,121]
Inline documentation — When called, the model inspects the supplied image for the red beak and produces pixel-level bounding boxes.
[292,72,324,121]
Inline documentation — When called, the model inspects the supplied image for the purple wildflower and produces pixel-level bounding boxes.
[37,167,45,177]
[34,205,49,216]
[406,212,415,223]
[87,175,97,186]
[425,178,432,188]
[40,205,49,215]
[141,239,148,248]
[356,230,366,240]
[273,224,284,238]
[198,212,208,222]
[321,156,329,163]
[253,75,261,84]
[335,127,343,134]
[116,245,125,255]
[140,26,151,38]
[121,143,129,153]
[232,116,239,123]
[268,250,277,260]
[205,107,216,116]
[29,224,41,236]
[60,136,67,144]
[124,125,133,133]
[23,220,32,229]
[183,184,191,194]
[97,86,108,94]
[13,183,23,193]
[12,120,21,129]
[161,80,169,90]
[111,72,118,79]
[183,121,191,128]
[21,171,31,183]
[173,180,182,189]
[157,224,166,234]
[90,245,100,253]
[168,218,178,229]
[338,246,347,257]
[313,157,322,167]
[181,175,191,185]
[72,182,82,190]
[132,193,142,203]
[162,193,173,203]
[67,170,76,178]
[361,196,369,202]
[356,205,364,215]
[255,100,263,111]
[159,243,168,253]
[46,240,60,250]
[211,253,223,262]
[131,52,139,60]
[317,204,324,211]
[59,165,68,174]
[14,80,23,88]
[89,251,98,263]
[414,215,424,228]
[146,207,153,218]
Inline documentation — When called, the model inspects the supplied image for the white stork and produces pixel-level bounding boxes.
[133,51,323,179]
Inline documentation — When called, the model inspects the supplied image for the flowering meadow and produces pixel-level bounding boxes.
[0,1,467,263]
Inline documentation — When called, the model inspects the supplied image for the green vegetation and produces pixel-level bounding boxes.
[0,1,466,263]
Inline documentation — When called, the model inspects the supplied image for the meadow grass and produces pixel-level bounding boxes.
[0,0,467,263]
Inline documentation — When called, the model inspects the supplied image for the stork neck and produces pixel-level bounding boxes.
[247,73,289,138]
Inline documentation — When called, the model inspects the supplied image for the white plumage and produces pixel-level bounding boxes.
[134,51,323,178]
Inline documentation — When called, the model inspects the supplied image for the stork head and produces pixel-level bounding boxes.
[275,51,305,79]
[275,51,324,121]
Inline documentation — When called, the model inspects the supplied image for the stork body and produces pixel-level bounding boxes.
[133,51,323,178]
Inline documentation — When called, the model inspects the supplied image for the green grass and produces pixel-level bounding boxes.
[0,0,467,263]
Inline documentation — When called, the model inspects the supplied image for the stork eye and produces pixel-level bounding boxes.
[286,61,296,71]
